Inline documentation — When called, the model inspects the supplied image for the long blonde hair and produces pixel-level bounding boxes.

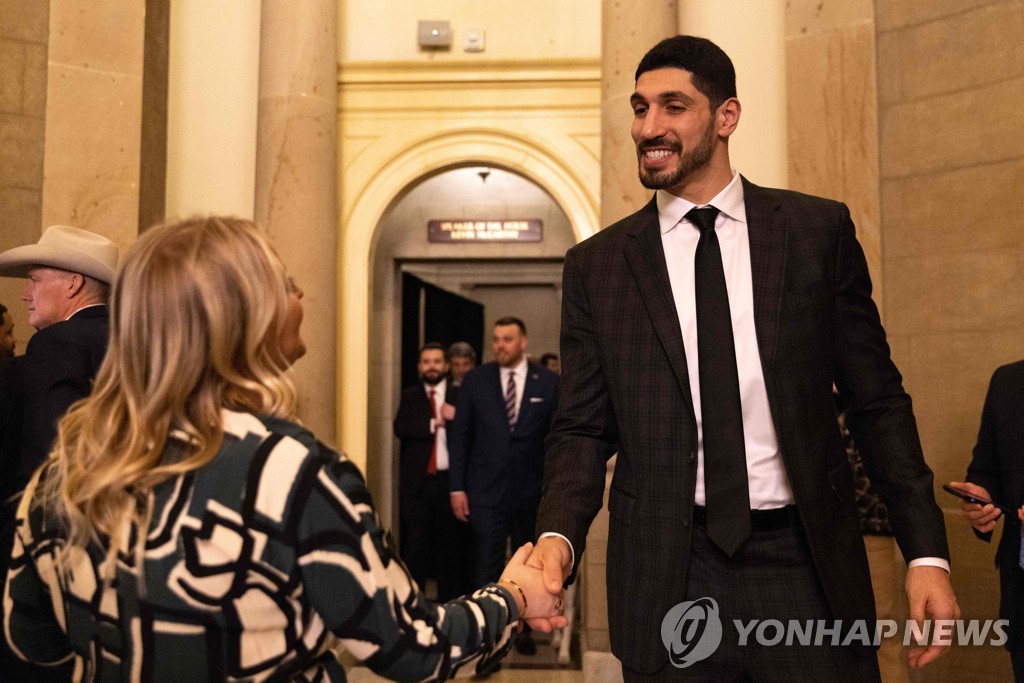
[36,216,298,560]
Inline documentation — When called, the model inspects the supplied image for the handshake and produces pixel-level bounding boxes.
[497,538,573,630]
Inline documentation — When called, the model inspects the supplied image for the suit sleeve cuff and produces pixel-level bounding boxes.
[908,557,950,573]
[538,532,575,571]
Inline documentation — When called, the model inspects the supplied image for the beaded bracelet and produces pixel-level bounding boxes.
[498,579,527,615]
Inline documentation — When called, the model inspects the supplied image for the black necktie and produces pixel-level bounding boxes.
[688,206,751,556]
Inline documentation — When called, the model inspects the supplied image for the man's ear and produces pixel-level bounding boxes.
[66,272,86,298]
[717,97,741,138]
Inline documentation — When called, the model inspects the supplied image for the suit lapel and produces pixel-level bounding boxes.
[742,178,786,382]
[623,198,696,420]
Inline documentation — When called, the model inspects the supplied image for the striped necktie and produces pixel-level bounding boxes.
[505,371,517,430]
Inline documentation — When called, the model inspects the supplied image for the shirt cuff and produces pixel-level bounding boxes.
[538,531,575,572]
[908,557,950,573]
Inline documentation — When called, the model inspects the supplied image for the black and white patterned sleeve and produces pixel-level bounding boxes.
[295,451,518,681]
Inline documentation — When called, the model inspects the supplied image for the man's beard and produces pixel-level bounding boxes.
[421,370,444,386]
[637,117,717,190]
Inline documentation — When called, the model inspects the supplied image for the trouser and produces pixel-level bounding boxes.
[468,494,540,586]
[624,511,881,682]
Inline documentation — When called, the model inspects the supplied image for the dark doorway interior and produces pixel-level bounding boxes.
[400,273,484,389]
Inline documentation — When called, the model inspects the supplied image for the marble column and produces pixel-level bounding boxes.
[678,0,788,188]
[166,0,261,219]
[592,0,678,665]
[255,0,338,443]
[600,0,679,226]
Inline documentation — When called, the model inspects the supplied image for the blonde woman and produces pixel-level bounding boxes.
[3,217,565,681]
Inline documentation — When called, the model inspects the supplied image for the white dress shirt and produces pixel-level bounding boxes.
[426,379,450,471]
[658,171,794,509]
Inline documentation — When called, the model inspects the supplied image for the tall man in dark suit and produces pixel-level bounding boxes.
[527,36,957,680]
[393,342,472,601]
[953,361,1024,680]
[449,317,558,586]
[0,225,117,480]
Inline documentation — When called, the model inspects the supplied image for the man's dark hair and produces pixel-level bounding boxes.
[634,35,736,113]
[419,341,448,361]
[0,303,7,317]
[494,316,527,335]
[539,353,558,366]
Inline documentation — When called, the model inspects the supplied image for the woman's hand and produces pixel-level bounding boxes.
[498,543,569,629]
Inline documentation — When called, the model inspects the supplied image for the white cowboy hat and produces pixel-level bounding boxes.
[0,225,119,284]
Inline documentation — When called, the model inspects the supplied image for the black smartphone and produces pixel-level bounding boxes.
[942,483,1014,514]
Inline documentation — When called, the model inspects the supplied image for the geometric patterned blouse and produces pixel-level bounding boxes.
[4,410,517,681]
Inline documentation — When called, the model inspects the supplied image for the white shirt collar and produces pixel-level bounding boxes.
[656,170,746,235]
[502,357,528,377]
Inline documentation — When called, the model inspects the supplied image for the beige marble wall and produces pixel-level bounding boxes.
[41,0,145,250]
[0,0,48,348]
[785,0,882,309]
[876,1,1024,680]
[680,0,789,189]
[255,0,338,443]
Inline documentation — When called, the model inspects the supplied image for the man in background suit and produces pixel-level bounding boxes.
[0,225,117,483]
[393,342,471,601]
[0,303,24,517]
[527,35,957,680]
[0,304,15,360]
[447,341,476,387]
[953,360,1024,680]
[449,317,558,651]
[450,317,559,583]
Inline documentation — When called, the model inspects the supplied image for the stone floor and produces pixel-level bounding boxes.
[347,630,585,682]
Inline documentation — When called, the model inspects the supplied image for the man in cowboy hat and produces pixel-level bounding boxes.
[0,225,118,478]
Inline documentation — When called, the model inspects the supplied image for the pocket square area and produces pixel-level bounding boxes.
[529,397,544,403]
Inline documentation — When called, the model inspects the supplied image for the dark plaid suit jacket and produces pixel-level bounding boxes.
[538,178,949,672]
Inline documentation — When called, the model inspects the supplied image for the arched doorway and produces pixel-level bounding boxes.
[365,163,579,528]
[337,129,599,494]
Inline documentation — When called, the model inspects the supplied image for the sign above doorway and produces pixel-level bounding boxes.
[428,219,543,243]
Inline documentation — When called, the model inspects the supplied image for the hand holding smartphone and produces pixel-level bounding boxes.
[942,483,1013,514]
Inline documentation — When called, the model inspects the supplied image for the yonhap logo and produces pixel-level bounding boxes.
[661,597,723,667]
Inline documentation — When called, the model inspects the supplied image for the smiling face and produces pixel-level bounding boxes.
[630,68,729,198]
[418,348,448,386]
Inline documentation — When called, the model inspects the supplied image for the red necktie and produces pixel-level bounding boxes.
[427,389,438,475]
